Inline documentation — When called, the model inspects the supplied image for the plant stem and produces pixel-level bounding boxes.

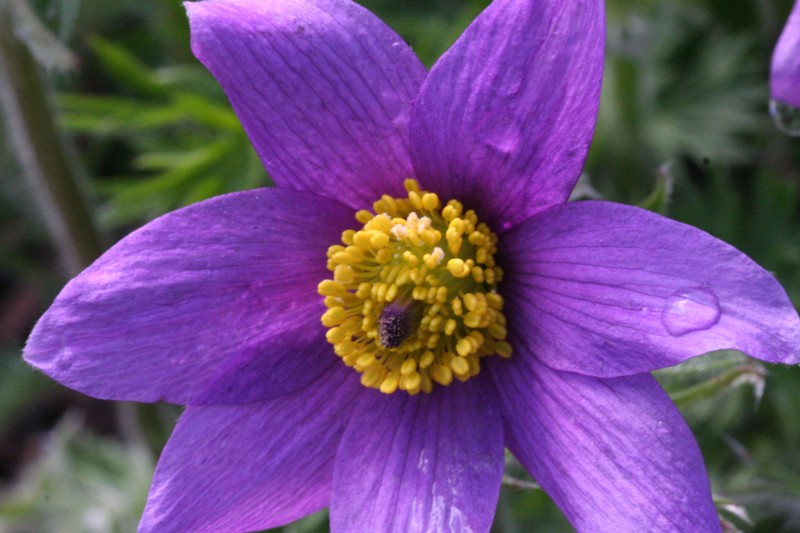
[0,2,104,276]
[671,363,766,408]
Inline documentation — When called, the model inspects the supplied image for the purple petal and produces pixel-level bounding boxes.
[489,355,721,532]
[25,188,355,404]
[139,364,363,533]
[771,0,800,107]
[188,0,427,210]
[409,0,604,232]
[330,375,504,533]
[501,201,800,377]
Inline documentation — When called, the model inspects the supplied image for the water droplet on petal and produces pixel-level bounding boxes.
[391,110,410,131]
[448,506,467,531]
[769,99,800,136]
[417,449,429,473]
[481,116,522,155]
[497,74,523,97]
[660,288,721,337]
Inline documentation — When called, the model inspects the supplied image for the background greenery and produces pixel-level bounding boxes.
[1,0,799,531]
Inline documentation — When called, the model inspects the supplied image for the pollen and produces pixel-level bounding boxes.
[318,179,511,395]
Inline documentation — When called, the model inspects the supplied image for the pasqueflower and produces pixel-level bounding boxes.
[770,0,800,134]
[25,0,800,531]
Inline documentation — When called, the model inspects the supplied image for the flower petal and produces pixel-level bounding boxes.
[490,355,721,532]
[188,0,427,210]
[771,0,800,107]
[501,201,800,377]
[139,364,363,533]
[25,188,355,404]
[330,375,504,533]
[409,0,604,232]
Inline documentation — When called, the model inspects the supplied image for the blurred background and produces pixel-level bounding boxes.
[1,0,799,531]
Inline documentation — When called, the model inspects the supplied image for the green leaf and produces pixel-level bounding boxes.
[638,163,674,213]
[90,35,167,98]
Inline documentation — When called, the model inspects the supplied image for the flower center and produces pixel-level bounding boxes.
[318,179,512,395]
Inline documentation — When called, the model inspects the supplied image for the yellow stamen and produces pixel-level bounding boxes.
[318,179,511,394]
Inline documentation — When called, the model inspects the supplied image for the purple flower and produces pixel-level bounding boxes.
[771,0,800,108]
[770,0,800,134]
[24,0,800,531]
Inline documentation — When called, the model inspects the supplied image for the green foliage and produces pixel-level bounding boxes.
[0,415,152,533]
[57,36,266,230]
[656,351,766,409]
[0,356,53,437]
[592,0,768,202]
